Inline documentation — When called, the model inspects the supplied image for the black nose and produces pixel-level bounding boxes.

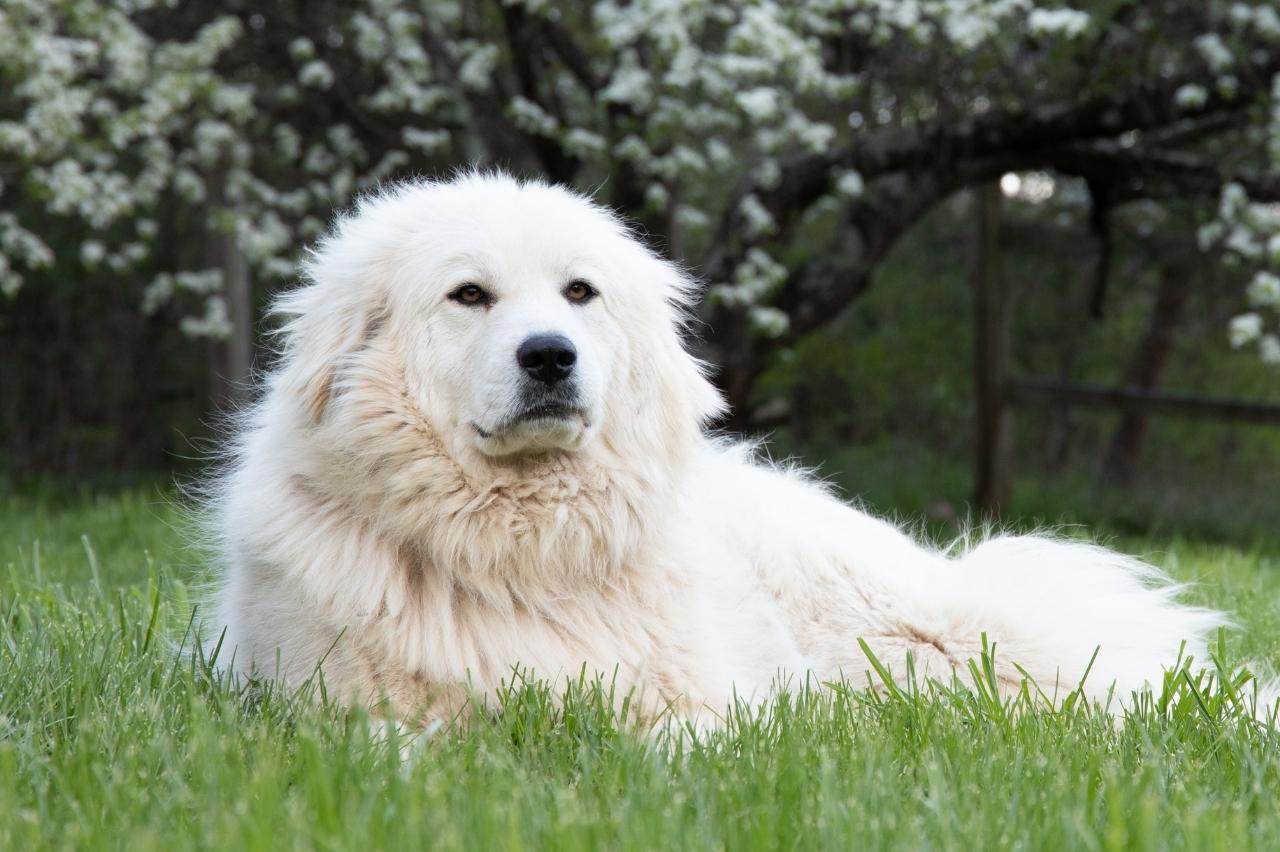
[516,334,577,385]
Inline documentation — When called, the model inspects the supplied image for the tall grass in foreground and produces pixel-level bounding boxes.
[3,489,1280,850]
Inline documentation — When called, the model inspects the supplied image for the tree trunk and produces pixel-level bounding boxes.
[1100,264,1188,485]
[972,184,1012,515]
[206,176,254,412]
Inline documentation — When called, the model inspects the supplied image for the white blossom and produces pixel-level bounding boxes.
[0,255,21,297]
[173,269,223,294]
[80,241,107,266]
[180,294,233,339]
[458,43,499,91]
[274,124,301,160]
[739,194,776,238]
[944,8,1000,50]
[835,170,865,199]
[1247,271,1280,307]
[298,60,335,90]
[614,134,650,163]
[599,53,652,107]
[1028,9,1091,39]
[0,214,54,269]
[749,305,790,338]
[193,120,236,165]
[713,247,788,308]
[705,139,733,169]
[288,37,316,62]
[0,122,38,157]
[563,129,606,157]
[238,213,292,264]
[402,127,450,153]
[1225,225,1262,259]
[1230,312,1264,348]
[174,168,206,203]
[1194,33,1234,73]
[508,95,557,136]
[1175,84,1208,110]
[644,182,670,209]
[675,205,710,230]
[1262,334,1280,365]
[753,159,781,190]
[1228,2,1280,43]
[736,87,780,120]
[1220,182,1249,220]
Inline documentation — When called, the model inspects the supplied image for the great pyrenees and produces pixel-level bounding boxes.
[212,171,1235,726]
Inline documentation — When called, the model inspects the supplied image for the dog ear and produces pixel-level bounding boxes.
[652,316,726,427]
[272,272,387,423]
[622,254,726,454]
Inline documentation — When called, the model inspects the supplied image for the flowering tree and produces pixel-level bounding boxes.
[2,0,1279,426]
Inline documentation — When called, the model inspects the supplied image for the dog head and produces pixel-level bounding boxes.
[273,173,724,474]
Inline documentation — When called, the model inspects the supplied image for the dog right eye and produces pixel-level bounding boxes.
[448,283,493,307]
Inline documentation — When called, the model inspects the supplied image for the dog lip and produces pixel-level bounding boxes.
[473,404,584,440]
[514,402,581,422]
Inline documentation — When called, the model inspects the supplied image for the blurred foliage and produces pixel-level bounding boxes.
[2,0,1280,533]
[757,188,1280,535]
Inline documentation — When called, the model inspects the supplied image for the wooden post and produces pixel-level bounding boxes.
[972,183,1012,515]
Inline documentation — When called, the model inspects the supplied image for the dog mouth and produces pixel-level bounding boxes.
[473,403,586,439]
[514,402,582,423]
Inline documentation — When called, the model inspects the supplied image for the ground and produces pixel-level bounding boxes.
[3,486,1280,850]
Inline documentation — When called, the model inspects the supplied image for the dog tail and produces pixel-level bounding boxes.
[943,534,1229,708]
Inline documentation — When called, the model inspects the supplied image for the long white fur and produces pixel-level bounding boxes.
[210,171,1233,725]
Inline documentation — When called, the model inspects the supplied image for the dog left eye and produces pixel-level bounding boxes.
[564,280,597,304]
[449,283,493,307]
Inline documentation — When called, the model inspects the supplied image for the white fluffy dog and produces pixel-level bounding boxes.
[212,172,1229,726]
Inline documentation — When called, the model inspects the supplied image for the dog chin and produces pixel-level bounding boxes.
[472,411,592,457]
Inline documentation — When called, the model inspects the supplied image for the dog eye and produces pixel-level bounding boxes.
[564,280,597,304]
[448,283,492,307]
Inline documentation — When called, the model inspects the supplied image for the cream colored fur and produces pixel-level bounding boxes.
[211,172,1231,726]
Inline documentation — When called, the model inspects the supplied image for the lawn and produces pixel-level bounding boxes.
[3,486,1280,850]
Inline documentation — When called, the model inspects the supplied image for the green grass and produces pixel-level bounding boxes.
[4,488,1280,850]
